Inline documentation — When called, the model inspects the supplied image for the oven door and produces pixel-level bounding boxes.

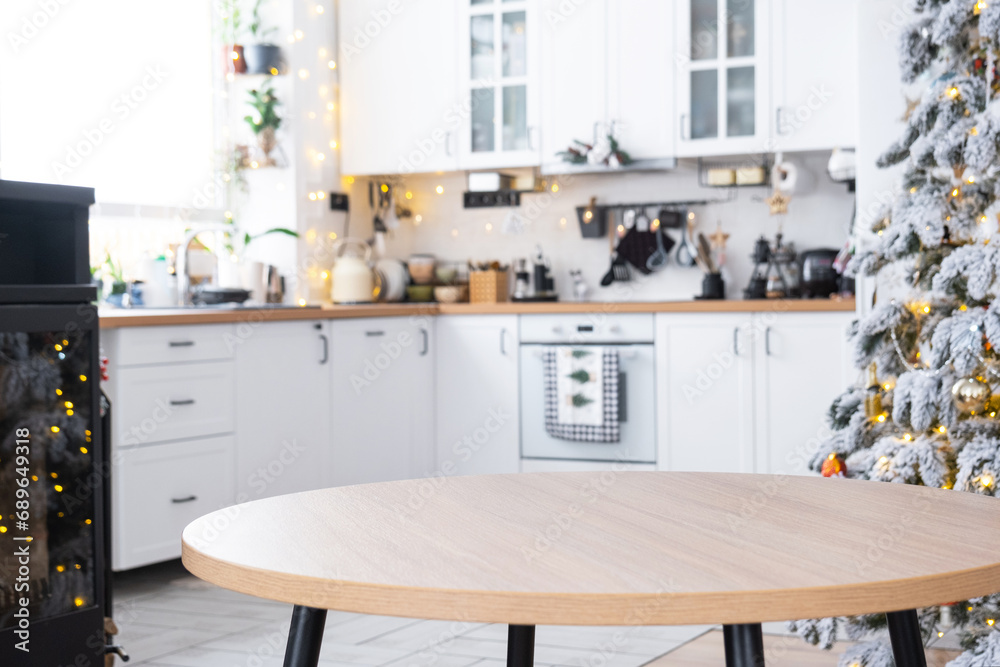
[519,344,656,464]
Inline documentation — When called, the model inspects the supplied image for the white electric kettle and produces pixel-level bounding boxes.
[331,238,376,304]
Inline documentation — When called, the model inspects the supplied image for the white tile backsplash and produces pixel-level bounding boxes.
[342,151,855,302]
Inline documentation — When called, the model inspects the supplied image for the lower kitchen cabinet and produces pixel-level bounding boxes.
[657,314,756,474]
[234,320,332,500]
[656,311,855,475]
[435,316,520,476]
[329,317,434,486]
[754,312,855,475]
[113,435,234,570]
[520,459,656,473]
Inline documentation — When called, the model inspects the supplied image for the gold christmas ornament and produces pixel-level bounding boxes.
[952,377,992,415]
[765,189,791,216]
[864,362,884,419]
[901,97,920,122]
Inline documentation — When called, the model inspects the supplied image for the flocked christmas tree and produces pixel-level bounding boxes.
[791,1,1000,665]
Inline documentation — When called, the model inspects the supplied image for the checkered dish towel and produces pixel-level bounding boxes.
[544,346,620,442]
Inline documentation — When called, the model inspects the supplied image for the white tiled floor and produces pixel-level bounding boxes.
[112,561,715,667]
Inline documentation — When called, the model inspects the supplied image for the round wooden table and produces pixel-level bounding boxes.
[181,472,1000,667]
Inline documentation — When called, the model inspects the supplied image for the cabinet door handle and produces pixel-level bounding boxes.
[765,327,773,356]
[171,495,197,504]
[775,107,788,136]
[528,126,538,151]
[168,341,195,348]
[365,330,385,337]
[319,333,329,364]
[680,113,690,141]
[733,327,740,356]
[420,328,429,356]
[169,398,195,406]
[500,328,507,356]
[445,130,453,156]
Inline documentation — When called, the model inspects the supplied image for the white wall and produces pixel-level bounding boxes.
[855,1,914,313]
[338,152,855,302]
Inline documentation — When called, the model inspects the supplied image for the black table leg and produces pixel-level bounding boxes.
[723,623,765,667]
[506,624,535,667]
[886,609,928,667]
[283,605,327,667]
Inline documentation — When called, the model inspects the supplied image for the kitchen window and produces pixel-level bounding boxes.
[0,0,218,212]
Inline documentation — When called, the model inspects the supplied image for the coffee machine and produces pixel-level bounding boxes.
[513,246,558,302]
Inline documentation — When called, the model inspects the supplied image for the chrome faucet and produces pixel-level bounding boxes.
[175,223,230,305]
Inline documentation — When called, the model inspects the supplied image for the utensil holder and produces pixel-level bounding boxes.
[699,273,725,300]
[470,270,509,303]
[576,197,608,239]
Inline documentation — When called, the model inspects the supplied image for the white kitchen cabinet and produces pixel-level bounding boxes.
[329,316,434,486]
[540,0,675,170]
[675,0,772,157]
[772,0,858,151]
[657,310,856,476]
[234,320,332,500]
[520,459,656,473]
[657,313,755,473]
[435,316,520,476]
[338,0,460,175]
[113,435,234,570]
[753,312,854,475]
[539,0,606,169]
[458,0,541,169]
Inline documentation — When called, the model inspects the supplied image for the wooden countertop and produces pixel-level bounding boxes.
[182,472,1000,626]
[99,298,855,328]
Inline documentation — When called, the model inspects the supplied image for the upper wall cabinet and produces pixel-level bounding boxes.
[541,0,675,171]
[675,0,772,157]
[458,0,542,169]
[338,0,460,176]
[771,0,858,153]
[675,0,858,157]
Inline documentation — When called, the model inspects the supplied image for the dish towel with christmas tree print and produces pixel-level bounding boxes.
[544,346,620,442]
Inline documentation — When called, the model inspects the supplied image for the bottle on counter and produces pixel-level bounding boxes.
[864,362,883,419]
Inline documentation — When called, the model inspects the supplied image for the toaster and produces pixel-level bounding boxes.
[799,249,840,298]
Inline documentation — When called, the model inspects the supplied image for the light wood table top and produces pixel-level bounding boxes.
[181,472,1000,626]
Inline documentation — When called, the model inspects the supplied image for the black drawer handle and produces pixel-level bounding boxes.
[365,331,385,337]
[577,325,594,332]
[169,399,195,406]
[169,341,196,348]
[171,495,197,504]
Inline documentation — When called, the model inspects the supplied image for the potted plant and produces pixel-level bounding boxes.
[244,85,282,165]
[218,1,247,74]
[243,0,285,75]
[100,251,129,307]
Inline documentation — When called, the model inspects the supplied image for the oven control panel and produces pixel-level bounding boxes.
[519,314,654,344]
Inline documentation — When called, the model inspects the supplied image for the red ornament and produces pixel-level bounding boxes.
[821,454,847,478]
[100,355,109,383]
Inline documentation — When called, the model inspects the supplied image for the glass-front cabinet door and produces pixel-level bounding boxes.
[676,0,770,157]
[460,0,540,169]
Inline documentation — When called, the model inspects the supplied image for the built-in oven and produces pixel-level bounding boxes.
[519,314,656,467]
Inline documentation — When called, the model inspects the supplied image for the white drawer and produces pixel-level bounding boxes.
[117,324,235,366]
[113,435,234,570]
[519,314,654,343]
[116,361,234,446]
